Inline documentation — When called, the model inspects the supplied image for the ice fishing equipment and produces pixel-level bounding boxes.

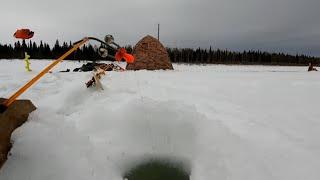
[98,47,109,58]
[104,35,114,45]
[24,52,31,71]
[14,29,34,39]
[115,47,135,63]
[91,35,135,63]
[0,38,88,113]
[0,36,134,113]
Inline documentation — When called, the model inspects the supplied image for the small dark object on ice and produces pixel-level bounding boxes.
[86,77,95,88]
[59,69,70,72]
[73,62,104,72]
[74,62,125,72]
[308,63,318,72]
[73,68,81,72]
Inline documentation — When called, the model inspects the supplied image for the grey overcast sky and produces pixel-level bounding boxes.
[1,0,320,56]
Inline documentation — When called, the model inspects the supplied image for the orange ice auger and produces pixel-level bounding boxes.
[95,35,135,63]
[115,48,135,63]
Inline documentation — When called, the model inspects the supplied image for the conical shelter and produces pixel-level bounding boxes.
[126,35,173,70]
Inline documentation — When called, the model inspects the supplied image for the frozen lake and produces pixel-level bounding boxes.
[0,60,320,180]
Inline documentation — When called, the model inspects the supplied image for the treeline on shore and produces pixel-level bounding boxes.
[0,40,319,66]
[168,47,319,66]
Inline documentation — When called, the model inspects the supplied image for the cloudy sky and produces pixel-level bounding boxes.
[1,0,320,56]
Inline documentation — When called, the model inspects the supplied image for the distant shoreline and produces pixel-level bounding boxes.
[0,40,319,66]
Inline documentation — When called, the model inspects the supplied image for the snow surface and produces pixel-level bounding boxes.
[0,60,320,180]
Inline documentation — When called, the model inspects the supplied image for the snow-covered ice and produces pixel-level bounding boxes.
[0,60,320,180]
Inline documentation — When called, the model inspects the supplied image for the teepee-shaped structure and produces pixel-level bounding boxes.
[126,35,173,70]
